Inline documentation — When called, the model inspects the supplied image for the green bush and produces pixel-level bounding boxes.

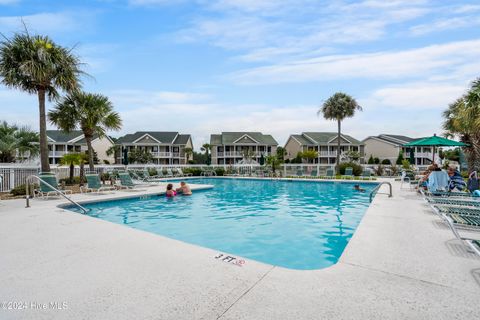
[59,176,82,185]
[396,151,404,165]
[367,155,374,164]
[10,184,27,196]
[381,159,391,165]
[148,168,158,176]
[183,167,202,176]
[339,162,362,176]
[373,157,380,164]
[214,168,225,176]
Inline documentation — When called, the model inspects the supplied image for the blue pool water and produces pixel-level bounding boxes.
[68,178,377,270]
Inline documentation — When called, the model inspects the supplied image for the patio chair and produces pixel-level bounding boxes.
[430,205,480,228]
[81,173,116,194]
[310,169,318,177]
[361,169,371,180]
[343,167,353,179]
[166,168,175,177]
[426,197,480,208]
[176,168,192,177]
[323,168,335,179]
[35,174,72,199]
[295,169,304,177]
[117,172,151,189]
[442,213,480,257]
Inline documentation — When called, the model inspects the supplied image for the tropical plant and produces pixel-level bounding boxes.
[276,146,286,161]
[128,148,153,164]
[241,149,256,163]
[396,151,404,165]
[0,121,39,162]
[60,153,84,183]
[48,91,122,171]
[184,147,193,162]
[373,164,384,176]
[300,150,318,163]
[106,144,121,157]
[343,150,360,162]
[200,143,211,165]
[443,79,480,172]
[0,31,83,172]
[266,155,282,173]
[390,164,399,176]
[318,92,362,173]
[401,159,412,170]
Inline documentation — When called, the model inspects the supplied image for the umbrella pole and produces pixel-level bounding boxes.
[433,146,435,164]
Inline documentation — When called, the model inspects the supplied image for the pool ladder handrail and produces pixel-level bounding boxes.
[369,182,393,202]
[25,175,89,214]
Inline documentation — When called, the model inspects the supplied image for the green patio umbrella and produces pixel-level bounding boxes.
[259,153,265,166]
[403,134,467,164]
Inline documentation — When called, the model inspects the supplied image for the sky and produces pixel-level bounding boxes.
[1,0,479,149]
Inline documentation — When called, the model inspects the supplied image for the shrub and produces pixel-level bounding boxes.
[401,159,412,170]
[10,183,27,196]
[148,168,158,176]
[183,167,202,176]
[373,157,380,164]
[396,151,404,165]
[367,155,374,164]
[214,167,225,176]
[59,176,82,185]
[381,159,391,165]
[103,159,110,164]
[339,162,362,176]
[373,164,384,176]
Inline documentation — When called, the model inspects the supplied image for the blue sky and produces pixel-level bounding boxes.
[1,0,480,148]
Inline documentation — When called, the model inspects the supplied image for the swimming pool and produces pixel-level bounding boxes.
[67,178,377,270]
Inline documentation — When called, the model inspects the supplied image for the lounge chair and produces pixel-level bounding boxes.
[295,169,304,177]
[362,170,371,180]
[35,174,73,199]
[117,172,151,189]
[81,173,116,194]
[176,168,192,177]
[343,167,353,179]
[426,197,480,208]
[322,168,335,179]
[430,205,480,228]
[442,213,480,257]
[166,168,176,177]
[310,170,318,177]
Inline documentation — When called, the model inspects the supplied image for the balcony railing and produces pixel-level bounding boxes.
[217,151,270,157]
[151,152,172,157]
[318,151,338,157]
[49,151,67,157]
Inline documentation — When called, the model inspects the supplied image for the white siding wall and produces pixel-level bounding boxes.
[284,137,302,160]
[363,138,400,161]
[91,137,115,164]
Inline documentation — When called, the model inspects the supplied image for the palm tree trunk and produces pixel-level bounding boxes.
[38,89,50,173]
[85,134,95,171]
[69,163,74,183]
[336,119,341,174]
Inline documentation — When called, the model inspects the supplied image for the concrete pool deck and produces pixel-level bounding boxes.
[0,179,479,319]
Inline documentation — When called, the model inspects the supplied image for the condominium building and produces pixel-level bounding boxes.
[115,131,193,164]
[284,132,364,164]
[210,132,278,165]
[363,134,437,165]
[47,130,115,165]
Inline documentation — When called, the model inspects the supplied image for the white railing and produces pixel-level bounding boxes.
[318,151,337,157]
[49,151,67,157]
[151,152,171,157]
[0,162,426,192]
[217,151,270,157]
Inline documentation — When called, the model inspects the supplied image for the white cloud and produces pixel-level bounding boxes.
[410,16,480,35]
[129,0,185,5]
[0,12,88,35]
[230,39,480,84]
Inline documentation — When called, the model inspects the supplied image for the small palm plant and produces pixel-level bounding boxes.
[60,153,83,184]
[49,91,122,171]
[318,92,362,173]
[184,147,193,162]
[0,31,83,172]
[0,121,39,162]
[201,143,211,165]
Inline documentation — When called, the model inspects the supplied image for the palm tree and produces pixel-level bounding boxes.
[48,92,122,171]
[184,147,193,162]
[318,92,362,173]
[443,80,480,172]
[0,31,83,172]
[60,153,83,183]
[0,121,39,162]
[201,143,211,165]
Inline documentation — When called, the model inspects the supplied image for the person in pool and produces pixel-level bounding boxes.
[166,183,177,197]
[354,184,365,192]
[176,181,192,196]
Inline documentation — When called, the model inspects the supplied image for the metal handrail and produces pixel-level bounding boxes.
[369,182,393,202]
[25,175,89,214]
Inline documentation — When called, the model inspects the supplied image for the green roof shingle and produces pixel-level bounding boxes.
[210,132,278,145]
